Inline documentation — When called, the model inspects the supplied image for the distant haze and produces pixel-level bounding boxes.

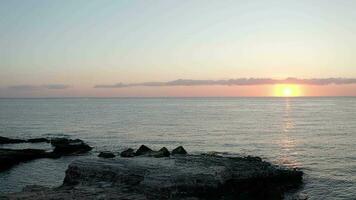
[1,0,356,97]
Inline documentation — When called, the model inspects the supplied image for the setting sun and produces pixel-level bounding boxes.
[273,84,302,97]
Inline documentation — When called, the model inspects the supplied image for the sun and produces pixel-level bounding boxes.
[273,84,302,97]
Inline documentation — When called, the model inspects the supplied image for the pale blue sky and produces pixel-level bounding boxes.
[1,0,356,97]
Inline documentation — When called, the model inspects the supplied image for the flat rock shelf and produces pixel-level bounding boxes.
[1,154,303,200]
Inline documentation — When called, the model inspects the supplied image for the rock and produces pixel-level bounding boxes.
[171,146,187,155]
[98,151,116,158]
[0,148,52,172]
[298,193,309,200]
[2,154,303,199]
[0,137,91,155]
[122,146,170,158]
[22,185,51,192]
[287,193,309,200]
[135,145,153,156]
[201,151,219,156]
[0,136,26,144]
[61,155,302,199]
[51,138,92,155]
[0,136,50,144]
[120,148,135,157]
[245,155,263,162]
[0,137,92,172]
[27,138,49,143]
[2,185,146,200]
[151,147,170,158]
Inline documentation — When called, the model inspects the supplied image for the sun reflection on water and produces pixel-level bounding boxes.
[278,99,302,168]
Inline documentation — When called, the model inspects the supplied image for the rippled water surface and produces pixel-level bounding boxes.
[0,97,355,199]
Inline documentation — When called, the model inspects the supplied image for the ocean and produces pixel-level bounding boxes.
[0,97,355,199]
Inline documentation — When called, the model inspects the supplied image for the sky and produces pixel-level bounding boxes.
[1,0,356,97]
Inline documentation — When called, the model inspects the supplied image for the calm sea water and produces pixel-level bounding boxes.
[0,97,355,199]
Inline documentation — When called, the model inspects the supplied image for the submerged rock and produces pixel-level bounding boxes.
[171,146,187,155]
[135,145,153,156]
[98,151,116,158]
[4,153,303,199]
[0,136,26,144]
[120,148,135,157]
[51,138,92,155]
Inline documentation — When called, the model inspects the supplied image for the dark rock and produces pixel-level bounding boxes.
[0,136,50,144]
[50,138,75,146]
[0,136,26,144]
[2,154,303,199]
[201,151,219,156]
[245,155,263,162]
[0,148,52,172]
[120,148,135,157]
[122,146,170,158]
[159,147,170,157]
[62,155,302,199]
[135,145,153,156]
[151,147,170,158]
[22,185,51,192]
[0,137,92,172]
[2,186,146,200]
[27,138,49,143]
[51,138,92,155]
[292,193,309,200]
[98,151,115,158]
[171,146,187,155]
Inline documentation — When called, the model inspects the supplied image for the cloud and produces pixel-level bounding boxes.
[94,83,128,88]
[8,85,41,90]
[43,84,71,89]
[8,84,70,90]
[94,78,356,88]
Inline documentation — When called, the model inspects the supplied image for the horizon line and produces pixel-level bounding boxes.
[1,96,356,99]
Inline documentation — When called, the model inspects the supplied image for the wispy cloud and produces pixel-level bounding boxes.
[8,84,71,90]
[43,84,71,89]
[8,85,40,90]
[94,78,356,88]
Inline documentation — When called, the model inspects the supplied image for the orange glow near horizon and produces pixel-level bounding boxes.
[273,84,303,97]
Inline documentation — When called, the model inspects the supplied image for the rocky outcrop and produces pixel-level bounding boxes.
[0,136,26,144]
[27,138,49,143]
[120,146,178,158]
[98,151,116,158]
[1,185,146,200]
[135,145,153,156]
[51,138,92,156]
[152,147,170,158]
[120,148,135,157]
[3,154,303,199]
[0,136,50,144]
[0,137,92,172]
[0,148,53,171]
[171,146,187,155]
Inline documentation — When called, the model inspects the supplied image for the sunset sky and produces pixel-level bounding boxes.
[1,0,356,97]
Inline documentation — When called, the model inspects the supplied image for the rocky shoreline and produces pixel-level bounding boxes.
[0,137,92,172]
[0,137,304,199]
